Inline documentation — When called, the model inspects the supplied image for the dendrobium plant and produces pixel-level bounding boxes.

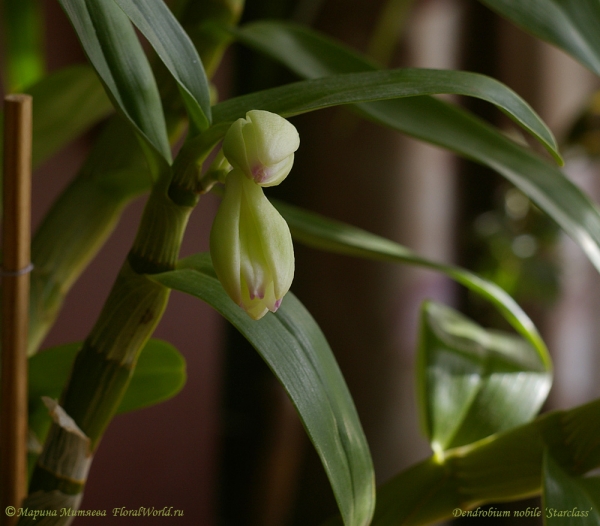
[4,0,600,524]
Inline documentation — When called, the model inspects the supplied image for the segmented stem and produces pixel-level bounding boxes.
[28,177,197,496]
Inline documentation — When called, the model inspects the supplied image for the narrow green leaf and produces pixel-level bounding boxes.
[418,301,550,453]
[361,97,600,275]
[57,0,172,163]
[232,21,560,163]
[28,339,186,441]
[27,65,113,167]
[276,200,551,369]
[28,115,154,354]
[479,0,600,77]
[112,0,212,133]
[543,451,600,525]
[213,68,558,162]
[0,65,113,179]
[235,21,381,79]
[233,22,600,277]
[277,202,551,450]
[152,253,375,526]
[2,0,45,91]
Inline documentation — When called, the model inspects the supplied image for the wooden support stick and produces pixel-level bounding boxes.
[1,94,32,525]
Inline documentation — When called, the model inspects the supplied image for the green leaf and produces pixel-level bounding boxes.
[234,21,381,81]
[232,21,560,163]
[28,339,186,440]
[112,0,212,133]
[234,22,600,277]
[327,399,600,526]
[28,115,154,354]
[118,339,187,413]
[277,202,551,450]
[543,451,600,525]
[276,200,551,369]
[213,68,558,163]
[152,253,375,526]
[2,0,45,91]
[418,301,550,453]
[57,0,172,163]
[479,0,600,77]
[27,65,113,167]
[0,65,113,182]
[364,97,600,274]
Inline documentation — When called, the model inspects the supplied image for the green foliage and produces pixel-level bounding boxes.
[28,339,186,447]
[417,301,550,452]
[543,452,600,525]
[0,66,113,182]
[323,400,600,526]
[234,21,600,276]
[1,0,44,91]
[152,254,375,526]
[57,0,172,163]
[277,200,550,362]
[112,0,212,134]
[26,66,114,167]
[213,67,558,160]
[479,0,600,77]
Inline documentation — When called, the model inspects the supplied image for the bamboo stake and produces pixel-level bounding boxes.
[1,94,32,525]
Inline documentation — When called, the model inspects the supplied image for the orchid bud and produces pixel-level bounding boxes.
[210,169,294,320]
[223,110,300,187]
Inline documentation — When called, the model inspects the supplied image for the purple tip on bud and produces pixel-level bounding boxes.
[274,299,282,311]
[251,165,267,183]
[250,289,265,300]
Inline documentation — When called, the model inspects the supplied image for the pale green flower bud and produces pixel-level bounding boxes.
[210,169,295,320]
[223,110,300,187]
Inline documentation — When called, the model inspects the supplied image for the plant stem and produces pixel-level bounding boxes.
[28,116,152,354]
[28,171,198,496]
[22,0,246,512]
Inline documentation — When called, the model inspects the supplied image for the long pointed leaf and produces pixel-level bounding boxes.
[152,253,375,526]
[278,201,551,448]
[479,0,600,77]
[232,21,559,163]
[213,68,559,163]
[233,21,600,277]
[28,115,153,354]
[0,65,113,175]
[275,200,551,368]
[27,65,113,167]
[58,0,171,163]
[112,0,212,133]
